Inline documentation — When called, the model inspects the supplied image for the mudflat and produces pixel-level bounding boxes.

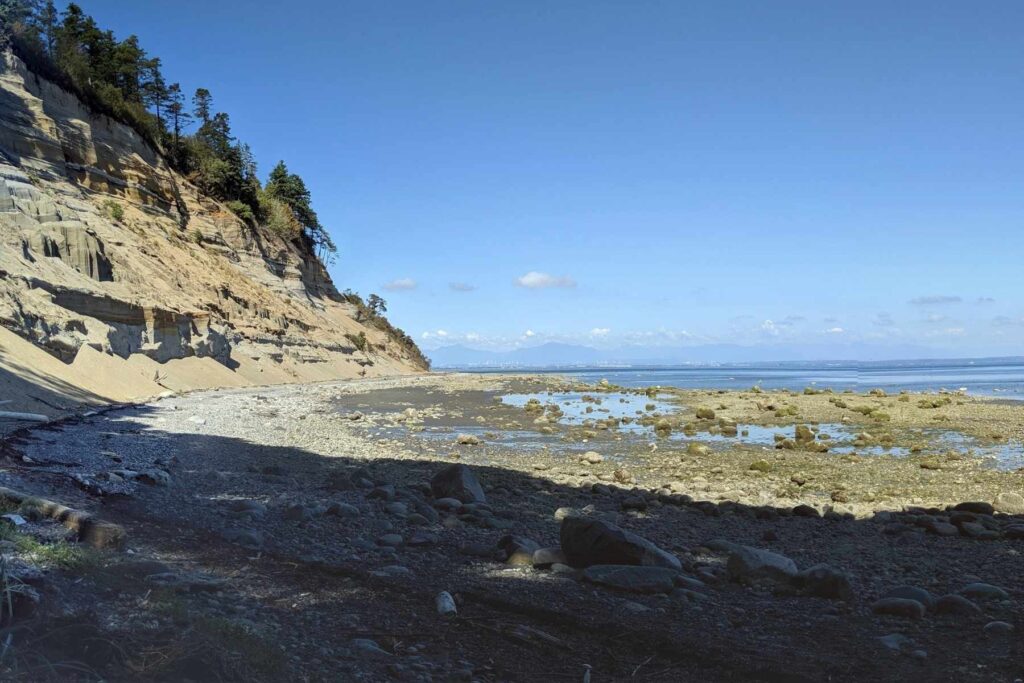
[2,372,1023,681]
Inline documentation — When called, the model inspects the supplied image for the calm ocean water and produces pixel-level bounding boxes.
[493,359,1024,398]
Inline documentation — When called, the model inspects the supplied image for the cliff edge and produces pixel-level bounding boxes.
[0,50,427,425]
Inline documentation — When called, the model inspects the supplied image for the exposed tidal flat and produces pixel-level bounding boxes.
[10,371,1024,680]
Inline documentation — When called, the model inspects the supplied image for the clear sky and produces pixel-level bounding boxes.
[82,0,1023,358]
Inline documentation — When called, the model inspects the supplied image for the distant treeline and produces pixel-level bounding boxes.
[0,1,336,260]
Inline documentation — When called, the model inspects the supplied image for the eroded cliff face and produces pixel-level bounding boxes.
[0,50,425,399]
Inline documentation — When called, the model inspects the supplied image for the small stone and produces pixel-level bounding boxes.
[871,598,926,620]
[882,586,936,611]
[532,547,567,568]
[748,459,772,473]
[436,591,457,617]
[953,501,995,515]
[959,583,1009,601]
[560,517,680,570]
[581,451,603,464]
[553,507,578,521]
[377,534,404,547]
[325,502,360,518]
[695,408,716,420]
[497,535,540,566]
[933,594,982,617]
[792,504,820,518]
[431,465,486,504]
[992,492,1024,514]
[367,485,396,501]
[686,442,710,456]
[959,522,1000,540]
[456,433,481,445]
[983,621,1014,635]
[725,544,798,584]
[384,502,408,516]
[794,564,853,600]
[878,633,915,653]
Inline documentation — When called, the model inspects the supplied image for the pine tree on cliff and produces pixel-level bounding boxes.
[193,87,212,124]
[265,161,337,261]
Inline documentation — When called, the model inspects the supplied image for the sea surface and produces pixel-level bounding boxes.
[488,359,1024,398]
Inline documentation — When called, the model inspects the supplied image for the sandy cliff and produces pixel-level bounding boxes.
[0,50,425,425]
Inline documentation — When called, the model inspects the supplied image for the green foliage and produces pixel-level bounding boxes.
[2,1,333,267]
[102,199,124,222]
[259,192,302,238]
[190,228,203,244]
[367,293,387,316]
[344,331,369,353]
[265,161,335,258]
[225,199,254,225]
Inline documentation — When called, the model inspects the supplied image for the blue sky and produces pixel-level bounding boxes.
[83,1,1024,358]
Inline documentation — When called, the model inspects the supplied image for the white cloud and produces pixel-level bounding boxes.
[449,282,477,292]
[993,315,1024,327]
[976,297,996,304]
[421,329,449,339]
[825,327,845,334]
[925,327,966,338]
[383,277,417,292]
[760,320,780,337]
[523,329,536,338]
[590,327,611,337]
[909,295,962,306]
[515,271,576,289]
[925,314,949,324]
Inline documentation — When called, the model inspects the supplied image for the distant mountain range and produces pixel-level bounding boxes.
[426,341,976,368]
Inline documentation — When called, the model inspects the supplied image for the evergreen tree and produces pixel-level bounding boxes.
[192,87,212,123]
[166,82,191,145]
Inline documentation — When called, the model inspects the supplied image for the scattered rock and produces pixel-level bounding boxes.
[992,492,1024,515]
[436,591,457,617]
[953,501,995,515]
[725,544,798,585]
[983,621,1014,635]
[882,586,936,611]
[695,408,716,420]
[794,564,853,600]
[456,434,481,445]
[959,583,1009,601]
[498,535,540,566]
[871,598,926,620]
[532,547,568,568]
[377,534,404,547]
[431,464,486,504]
[325,502,360,518]
[581,451,603,464]
[560,517,680,570]
[933,594,982,617]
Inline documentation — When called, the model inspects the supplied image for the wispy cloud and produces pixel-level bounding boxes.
[873,312,895,327]
[924,313,950,324]
[909,295,962,306]
[976,297,996,304]
[992,315,1024,327]
[382,277,417,292]
[590,327,611,337]
[824,327,845,334]
[449,282,477,292]
[515,271,576,289]
[923,327,966,338]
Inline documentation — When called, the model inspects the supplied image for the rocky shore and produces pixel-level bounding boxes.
[0,373,1022,680]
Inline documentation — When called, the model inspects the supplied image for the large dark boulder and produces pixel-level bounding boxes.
[430,464,486,504]
[559,517,680,570]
